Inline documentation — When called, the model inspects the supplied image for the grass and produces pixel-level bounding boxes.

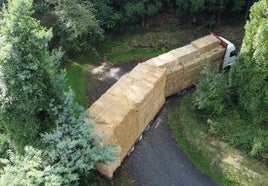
[168,93,268,185]
[65,60,88,106]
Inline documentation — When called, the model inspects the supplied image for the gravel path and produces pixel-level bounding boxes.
[89,60,216,186]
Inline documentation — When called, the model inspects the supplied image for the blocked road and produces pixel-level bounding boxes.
[121,104,216,186]
[91,60,216,186]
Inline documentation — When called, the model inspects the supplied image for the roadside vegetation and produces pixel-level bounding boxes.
[169,93,268,185]
[194,0,268,165]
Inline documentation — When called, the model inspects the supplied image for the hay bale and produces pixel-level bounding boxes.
[169,44,199,65]
[191,34,220,53]
[165,64,184,96]
[143,53,178,71]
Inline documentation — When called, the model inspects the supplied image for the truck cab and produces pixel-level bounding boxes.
[219,36,238,70]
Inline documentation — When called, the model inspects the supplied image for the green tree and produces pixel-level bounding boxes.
[230,0,268,126]
[47,0,104,53]
[0,0,64,151]
[176,0,257,25]
[125,0,162,27]
[0,0,117,184]
[0,146,62,185]
[194,0,268,162]
[176,0,205,24]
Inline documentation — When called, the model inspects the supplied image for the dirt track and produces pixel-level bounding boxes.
[88,60,216,186]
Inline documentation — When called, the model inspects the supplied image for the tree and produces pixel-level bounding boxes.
[176,0,205,24]
[0,0,64,151]
[194,0,268,162]
[124,0,162,27]
[230,0,268,126]
[0,146,62,186]
[176,0,257,25]
[43,0,104,53]
[0,0,117,184]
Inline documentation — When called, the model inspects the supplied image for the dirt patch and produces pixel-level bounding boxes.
[85,59,149,107]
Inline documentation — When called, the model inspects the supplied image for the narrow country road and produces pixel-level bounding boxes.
[121,104,216,186]
[90,60,216,186]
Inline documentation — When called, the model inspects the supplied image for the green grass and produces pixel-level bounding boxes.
[65,61,88,106]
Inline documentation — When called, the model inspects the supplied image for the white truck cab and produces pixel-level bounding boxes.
[210,32,238,70]
[219,36,238,70]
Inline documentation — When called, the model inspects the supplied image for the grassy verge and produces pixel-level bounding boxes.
[168,93,268,185]
[65,60,88,106]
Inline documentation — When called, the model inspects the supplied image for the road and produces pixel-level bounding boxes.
[121,104,216,186]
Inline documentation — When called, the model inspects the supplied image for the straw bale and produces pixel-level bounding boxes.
[126,81,154,107]
[113,107,139,158]
[164,64,184,96]
[153,92,165,111]
[169,44,199,65]
[106,75,136,96]
[173,79,184,94]
[165,83,174,97]
[191,34,220,53]
[129,63,166,93]
[143,53,178,71]
[182,59,201,73]
[90,62,166,178]
[183,76,199,88]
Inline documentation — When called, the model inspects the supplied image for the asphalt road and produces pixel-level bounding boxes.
[121,104,216,186]
[92,60,216,186]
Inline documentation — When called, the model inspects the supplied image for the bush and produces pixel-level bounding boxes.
[0,146,62,186]
[42,90,117,185]
[194,65,232,116]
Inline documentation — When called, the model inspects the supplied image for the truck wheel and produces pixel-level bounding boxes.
[145,124,150,131]
[127,146,135,156]
[138,134,143,142]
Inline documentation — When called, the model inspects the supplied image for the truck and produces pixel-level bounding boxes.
[85,33,238,178]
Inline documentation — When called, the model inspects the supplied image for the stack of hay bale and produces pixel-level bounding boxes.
[144,33,225,97]
[86,63,166,178]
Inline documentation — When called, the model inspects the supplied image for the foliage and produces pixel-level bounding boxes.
[124,0,162,26]
[0,91,117,185]
[176,0,257,25]
[0,146,62,186]
[0,1,117,184]
[194,66,232,115]
[194,0,268,162]
[42,90,117,185]
[46,0,104,54]
[0,0,65,151]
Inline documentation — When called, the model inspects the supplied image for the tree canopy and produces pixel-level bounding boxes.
[0,0,117,184]
[194,0,268,162]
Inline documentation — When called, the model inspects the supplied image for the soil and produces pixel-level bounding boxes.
[86,60,216,186]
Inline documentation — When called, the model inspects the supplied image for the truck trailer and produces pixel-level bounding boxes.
[85,33,237,178]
